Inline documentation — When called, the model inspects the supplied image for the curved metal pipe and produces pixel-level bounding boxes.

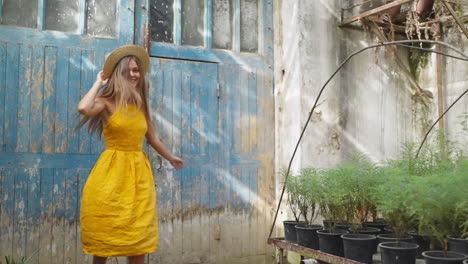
[269,39,468,239]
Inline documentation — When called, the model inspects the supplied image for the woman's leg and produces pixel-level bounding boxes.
[128,254,145,264]
[92,256,107,264]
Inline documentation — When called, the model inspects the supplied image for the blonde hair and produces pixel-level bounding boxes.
[77,56,155,139]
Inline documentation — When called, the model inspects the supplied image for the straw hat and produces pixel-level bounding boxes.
[102,45,150,79]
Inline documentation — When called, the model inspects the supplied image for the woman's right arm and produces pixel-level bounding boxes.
[78,71,108,116]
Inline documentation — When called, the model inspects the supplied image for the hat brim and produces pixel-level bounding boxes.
[102,45,150,79]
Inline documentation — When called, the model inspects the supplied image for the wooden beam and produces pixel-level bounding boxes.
[369,22,433,99]
[434,23,445,130]
[267,238,363,264]
[442,1,468,39]
[340,0,414,26]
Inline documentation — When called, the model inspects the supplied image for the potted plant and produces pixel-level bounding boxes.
[341,155,380,263]
[414,159,468,263]
[281,169,305,243]
[316,165,353,257]
[374,165,419,264]
[294,168,323,250]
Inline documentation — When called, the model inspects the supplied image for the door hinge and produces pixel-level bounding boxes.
[216,83,220,98]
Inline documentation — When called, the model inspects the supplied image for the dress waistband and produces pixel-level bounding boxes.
[105,147,143,152]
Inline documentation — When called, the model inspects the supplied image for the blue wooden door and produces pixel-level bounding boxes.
[136,0,276,263]
[0,0,275,263]
[0,0,137,263]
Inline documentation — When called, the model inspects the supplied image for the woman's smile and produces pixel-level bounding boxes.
[128,59,141,86]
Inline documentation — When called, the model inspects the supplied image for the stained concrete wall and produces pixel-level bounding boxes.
[273,0,467,231]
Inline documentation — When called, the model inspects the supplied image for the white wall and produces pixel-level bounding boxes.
[273,0,467,229]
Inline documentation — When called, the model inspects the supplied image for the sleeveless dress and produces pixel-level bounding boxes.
[80,105,158,257]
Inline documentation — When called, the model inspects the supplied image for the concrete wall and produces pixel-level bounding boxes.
[273,0,467,230]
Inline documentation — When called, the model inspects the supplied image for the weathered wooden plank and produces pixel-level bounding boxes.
[162,67,174,148]
[91,50,106,155]
[240,69,250,154]
[233,66,242,154]
[257,167,267,255]
[199,168,210,258]
[340,0,414,25]
[4,43,20,152]
[67,48,81,154]
[180,71,191,157]
[43,46,58,154]
[0,169,15,257]
[51,169,65,264]
[256,69,266,256]
[171,170,183,259]
[148,43,267,66]
[147,59,168,262]
[30,46,45,153]
[181,166,192,258]
[0,153,99,169]
[207,171,221,263]
[248,70,258,152]
[26,167,41,264]
[79,50,94,154]
[17,44,32,153]
[62,169,79,264]
[10,169,28,258]
[38,168,53,264]
[268,238,363,264]
[240,166,250,258]
[0,169,3,255]
[231,167,242,258]
[0,42,6,150]
[54,47,69,154]
[248,167,258,257]
[0,28,123,51]
[171,69,182,156]
[76,168,91,264]
[192,167,203,261]
[208,63,221,262]
[191,73,200,155]
[198,67,210,156]
[218,64,234,259]
[262,68,275,257]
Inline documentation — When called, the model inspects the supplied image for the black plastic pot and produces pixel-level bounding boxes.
[408,231,431,259]
[283,220,305,243]
[422,250,467,264]
[364,221,388,234]
[341,234,377,264]
[379,242,419,264]
[317,229,349,257]
[355,227,381,235]
[295,224,322,250]
[348,226,381,253]
[377,234,414,244]
[448,236,468,255]
[335,223,351,231]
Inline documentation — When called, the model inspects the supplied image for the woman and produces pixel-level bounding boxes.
[77,45,184,264]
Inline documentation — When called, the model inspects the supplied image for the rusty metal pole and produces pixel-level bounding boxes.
[435,23,445,130]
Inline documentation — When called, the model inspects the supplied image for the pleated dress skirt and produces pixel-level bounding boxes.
[80,105,158,257]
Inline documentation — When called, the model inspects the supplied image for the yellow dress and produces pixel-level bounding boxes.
[80,105,158,257]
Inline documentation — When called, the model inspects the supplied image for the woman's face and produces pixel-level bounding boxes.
[128,59,141,87]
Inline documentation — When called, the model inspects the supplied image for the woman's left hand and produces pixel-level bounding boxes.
[169,156,185,169]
